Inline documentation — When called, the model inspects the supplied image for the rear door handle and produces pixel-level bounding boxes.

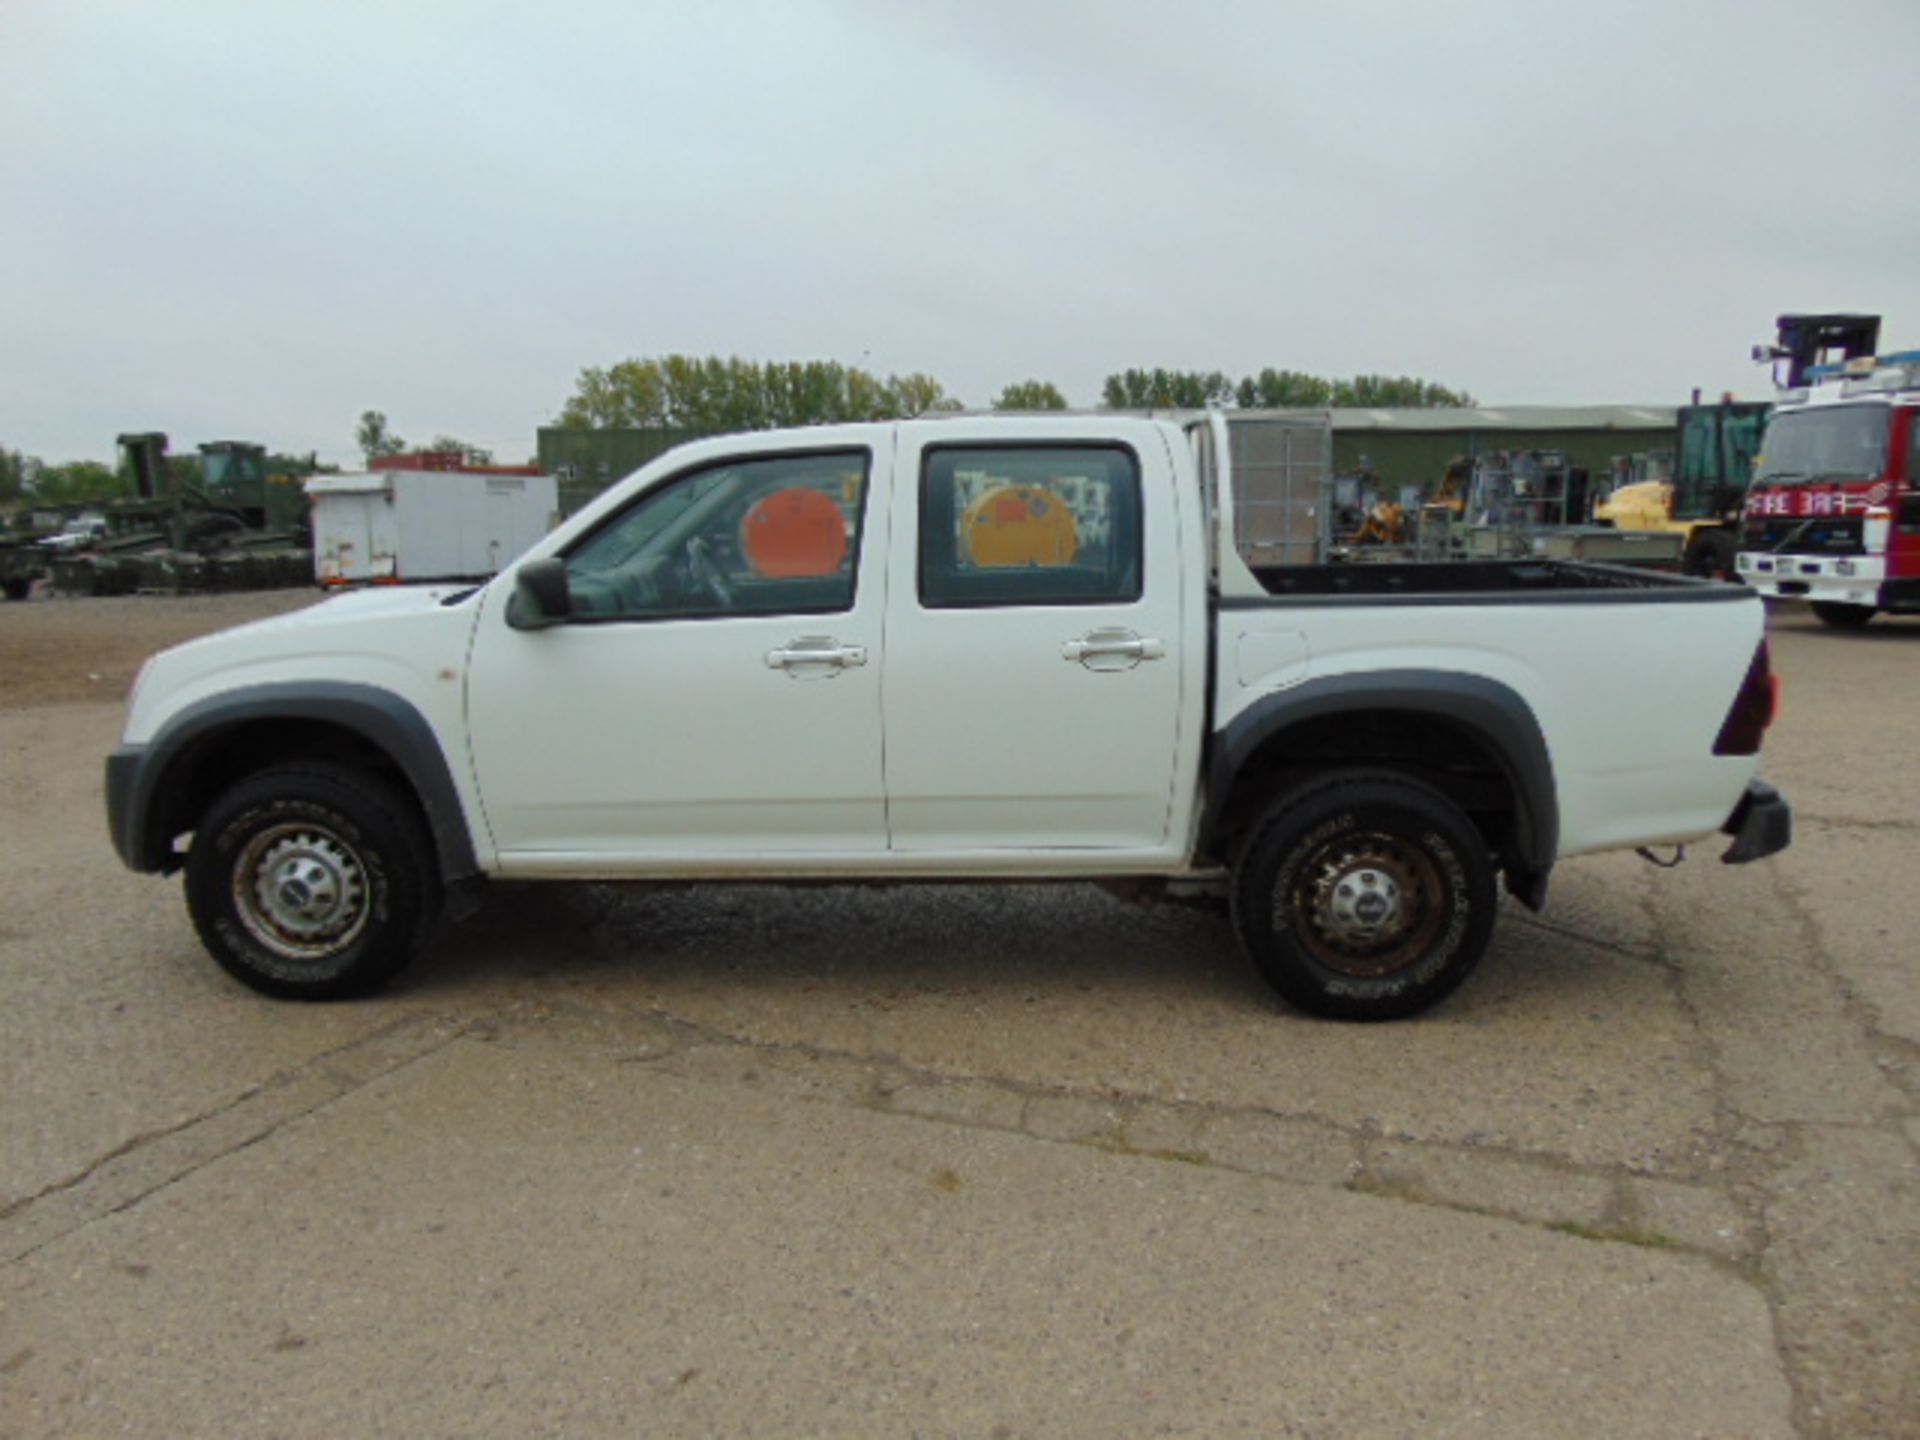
[1062,628,1166,671]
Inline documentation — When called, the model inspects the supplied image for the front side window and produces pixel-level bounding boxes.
[565,450,869,619]
[919,446,1142,607]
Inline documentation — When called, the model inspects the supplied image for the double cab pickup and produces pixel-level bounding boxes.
[107,414,1790,1019]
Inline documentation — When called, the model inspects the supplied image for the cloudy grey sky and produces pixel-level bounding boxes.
[5,0,1917,466]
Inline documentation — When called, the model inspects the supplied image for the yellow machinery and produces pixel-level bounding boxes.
[1593,477,1686,535]
[963,484,1078,567]
[1331,466,1413,548]
[1591,401,1771,578]
[1592,471,1731,574]
[1349,500,1406,546]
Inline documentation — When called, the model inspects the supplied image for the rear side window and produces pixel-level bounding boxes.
[919,445,1142,608]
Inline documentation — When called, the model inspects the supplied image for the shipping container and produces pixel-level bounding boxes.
[306,470,559,585]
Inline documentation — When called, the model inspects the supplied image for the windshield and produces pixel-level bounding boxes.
[1754,405,1889,484]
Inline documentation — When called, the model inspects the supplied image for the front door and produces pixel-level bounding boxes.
[881,430,1187,854]
[466,441,890,866]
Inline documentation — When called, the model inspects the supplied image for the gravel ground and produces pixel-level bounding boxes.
[1,589,1915,1437]
[0,588,316,707]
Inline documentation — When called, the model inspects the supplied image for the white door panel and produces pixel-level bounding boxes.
[467,616,884,854]
[882,433,1186,852]
[466,441,889,859]
[882,610,1182,848]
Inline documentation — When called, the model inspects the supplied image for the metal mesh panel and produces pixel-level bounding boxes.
[1227,413,1331,567]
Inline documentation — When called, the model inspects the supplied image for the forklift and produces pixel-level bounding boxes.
[1594,401,1772,578]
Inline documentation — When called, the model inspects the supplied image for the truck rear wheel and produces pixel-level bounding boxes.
[1231,770,1496,1021]
[184,765,439,999]
[1810,600,1875,629]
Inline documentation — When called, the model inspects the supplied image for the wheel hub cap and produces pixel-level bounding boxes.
[1326,865,1405,941]
[1285,831,1448,978]
[233,824,370,962]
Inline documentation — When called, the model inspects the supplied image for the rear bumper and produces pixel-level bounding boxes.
[1720,780,1790,864]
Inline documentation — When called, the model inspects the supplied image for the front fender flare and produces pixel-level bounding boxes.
[107,680,480,884]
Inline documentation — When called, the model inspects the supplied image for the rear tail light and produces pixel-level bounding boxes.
[1714,640,1779,756]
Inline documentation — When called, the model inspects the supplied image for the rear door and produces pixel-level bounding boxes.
[881,425,1187,854]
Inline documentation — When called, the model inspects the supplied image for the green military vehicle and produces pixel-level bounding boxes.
[52,434,313,597]
[1,513,58,600]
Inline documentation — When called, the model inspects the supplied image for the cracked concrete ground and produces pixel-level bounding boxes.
[2,594,1916,1437]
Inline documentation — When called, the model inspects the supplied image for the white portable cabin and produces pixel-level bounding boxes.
[306,470,559,585]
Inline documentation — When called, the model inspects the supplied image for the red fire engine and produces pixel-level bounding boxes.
[1738,313,1920,627]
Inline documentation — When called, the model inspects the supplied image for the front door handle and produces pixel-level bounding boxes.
[1062,627,1166,671]
[766,636,868,677]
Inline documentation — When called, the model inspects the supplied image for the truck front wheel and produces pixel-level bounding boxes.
[1231,771,1496,1021]
[1810,600,1876,629]
[184,765,439,999]
[1683,530,1738,583]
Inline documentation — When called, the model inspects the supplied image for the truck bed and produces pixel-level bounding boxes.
[1241,559,1733,603]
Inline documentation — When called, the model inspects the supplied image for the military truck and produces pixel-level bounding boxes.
[1,521,52,600]
[52,434,313,597]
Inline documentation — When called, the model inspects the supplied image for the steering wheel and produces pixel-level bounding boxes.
[609,560,660,615]
[684,536,734,610]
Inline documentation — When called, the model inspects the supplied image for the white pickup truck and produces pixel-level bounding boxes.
[107,414,1790,1020]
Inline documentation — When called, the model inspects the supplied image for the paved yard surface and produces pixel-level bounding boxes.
[2,591,1915,1437]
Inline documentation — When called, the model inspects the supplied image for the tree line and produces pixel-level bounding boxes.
[355,411,493,466]
[1,412,487,517]
[553,357,1472,430]
[0,444,325,513]
[556,357,965,431]
[2,356,1472,515]
[1103,368,1476,410]
[1,447,120,508]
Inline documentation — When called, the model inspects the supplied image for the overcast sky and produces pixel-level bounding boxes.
[4,0,1917,466]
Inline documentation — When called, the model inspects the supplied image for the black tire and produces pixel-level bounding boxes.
[183,514,245,554]
[1231,769,1497,1021]
[184,765,440,999]
[1682,530,1738,583]
[1810,600,1876,630]
[2,578,30,602]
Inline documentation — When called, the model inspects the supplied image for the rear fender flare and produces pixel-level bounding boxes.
[1205,670,1558,882]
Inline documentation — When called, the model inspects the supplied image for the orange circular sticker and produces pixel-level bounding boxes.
[963,484,1079,567]
[740,487,848,578]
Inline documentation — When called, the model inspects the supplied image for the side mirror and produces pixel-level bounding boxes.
[506,557,571,630]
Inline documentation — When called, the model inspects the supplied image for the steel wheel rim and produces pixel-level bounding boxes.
[231,821,371,963]
[1282,829,1448,977]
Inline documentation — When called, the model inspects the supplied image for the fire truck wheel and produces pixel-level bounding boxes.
[1683,530,1738,583]
[1231,769,1496,1022]
[1810,601,1876,630]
